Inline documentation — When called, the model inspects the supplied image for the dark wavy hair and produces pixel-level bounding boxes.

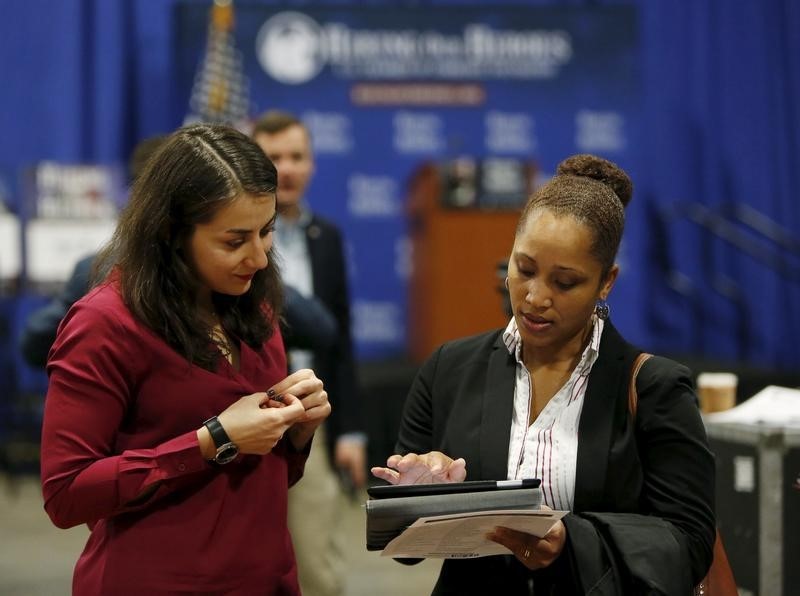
[94,124,283,370]
[517,154,633,281]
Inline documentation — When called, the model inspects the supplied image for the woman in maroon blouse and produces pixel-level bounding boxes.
[40,124,331,595]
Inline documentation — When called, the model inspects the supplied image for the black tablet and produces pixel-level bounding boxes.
[367,478,540,499]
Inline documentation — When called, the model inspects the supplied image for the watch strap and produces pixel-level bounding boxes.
[203,416,232,448]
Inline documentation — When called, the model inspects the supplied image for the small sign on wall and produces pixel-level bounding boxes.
[0,212,22,281]
[26,219,116,284]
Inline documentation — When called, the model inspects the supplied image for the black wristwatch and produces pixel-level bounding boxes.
[203,416,239,465]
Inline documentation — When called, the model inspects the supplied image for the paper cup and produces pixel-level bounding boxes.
[696,372,738,413]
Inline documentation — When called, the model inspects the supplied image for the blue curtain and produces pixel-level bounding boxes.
[639,0,800,368]
[0,0,798,376]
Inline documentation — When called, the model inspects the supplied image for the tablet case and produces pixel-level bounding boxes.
[365,482,542,551]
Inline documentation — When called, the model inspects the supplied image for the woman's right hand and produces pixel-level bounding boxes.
[486,506,566,570]
[214,392,306,455]
[371,451,466,485]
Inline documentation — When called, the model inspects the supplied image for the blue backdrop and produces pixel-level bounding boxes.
[174,3,640,359]
[1,0,798,405]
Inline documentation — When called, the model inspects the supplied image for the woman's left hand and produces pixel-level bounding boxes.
[486,509,566,570]
[266,369,330,451]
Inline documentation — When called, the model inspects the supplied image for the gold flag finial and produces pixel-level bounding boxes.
[186,0,250,126]
[212,0,234,32]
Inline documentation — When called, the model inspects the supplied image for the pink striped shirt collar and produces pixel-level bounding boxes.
[501,315,604,373]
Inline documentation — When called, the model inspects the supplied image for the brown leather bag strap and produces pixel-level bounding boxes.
[627,352,653,417]
[627,352,737,595]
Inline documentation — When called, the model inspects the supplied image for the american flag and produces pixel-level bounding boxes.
[185,0,251,128]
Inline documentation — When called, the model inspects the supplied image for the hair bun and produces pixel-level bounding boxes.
[556,154,633,207]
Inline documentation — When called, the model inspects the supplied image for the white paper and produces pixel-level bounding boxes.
[381,509,567,559]
[733,456,755,493]
[0,214,22,279]
[705,385,800,428]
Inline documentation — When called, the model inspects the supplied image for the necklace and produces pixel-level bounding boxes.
[211,327,232,357]
[203,310,234,362]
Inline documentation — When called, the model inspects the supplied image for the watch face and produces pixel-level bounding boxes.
[215,443,239,465]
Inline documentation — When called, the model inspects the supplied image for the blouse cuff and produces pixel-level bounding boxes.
[118,430,208,482]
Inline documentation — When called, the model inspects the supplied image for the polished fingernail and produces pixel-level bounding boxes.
[267,389,275,397]
[273,394,284,402]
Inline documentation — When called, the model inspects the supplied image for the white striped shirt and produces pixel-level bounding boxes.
[502,316,604,511]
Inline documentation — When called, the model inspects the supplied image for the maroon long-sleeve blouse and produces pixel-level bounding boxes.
[40,281,307,595]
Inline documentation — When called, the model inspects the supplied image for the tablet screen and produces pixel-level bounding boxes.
[367,478,540,499]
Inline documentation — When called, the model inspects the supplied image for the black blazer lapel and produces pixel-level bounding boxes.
[478,335,517,481]
[573,322,633,511]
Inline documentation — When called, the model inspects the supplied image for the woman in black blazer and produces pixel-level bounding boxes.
[373,154,715,595]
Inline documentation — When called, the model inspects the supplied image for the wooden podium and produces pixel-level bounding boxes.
[407,162,526,363]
